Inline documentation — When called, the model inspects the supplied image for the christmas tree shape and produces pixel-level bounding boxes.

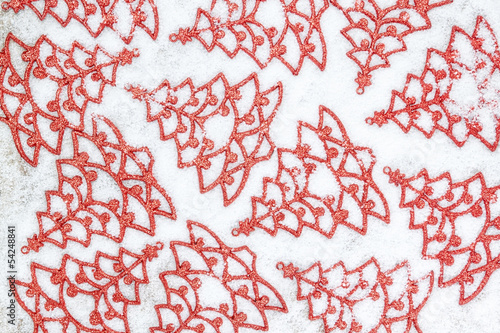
[22,116,176,254]
[127,73,282,206]
[331,0,453,94]
[0,33,138,166]
[385,167,500,304]
[169,0,329,75]
[367,16,500,150]
[2,0,159,44]
[278,258,434,333]
[150,221,288,333]
[15,243,164,333]
[233,106,389,238]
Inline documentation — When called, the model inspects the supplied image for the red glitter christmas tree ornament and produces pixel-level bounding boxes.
[22,116,176,254]
[277,258,434,333]
[15,242,164,333]
[150,220,288,333]
[2,0,159,44]
[367,16,500,150]
[331,0,453,94]
[127,73,282,206]
[385,167,500,304]
[233,106,389,238]
[169,0,329,75]
[0,33,138,166]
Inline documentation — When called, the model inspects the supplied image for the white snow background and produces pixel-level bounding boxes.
[1,0,500,332]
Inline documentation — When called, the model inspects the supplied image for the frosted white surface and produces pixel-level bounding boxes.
[1,0,500,332]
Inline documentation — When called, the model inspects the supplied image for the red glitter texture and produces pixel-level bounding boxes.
[15,242,164,333]
[367,16,500,150]
[127,73,282,206]
[331,0,453,94]
[150,221,288,333]
[2,0,159,44]
[385,167,500,304]
[22,116,176,254]
[0,33,138,166]
[277,258,434,333]
[170,0,329,75]
[233,106,389,238]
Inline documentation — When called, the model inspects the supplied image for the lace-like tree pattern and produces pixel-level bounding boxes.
[15,243,163,333]
[2,0,159,44]
[367,16,500,150]
[150,221,288,333]
[278,258,433,333]
[170,0,329,75]
[385,167,500,304]
[22,116,176,254]
[127,73,282,206]
[0,33,138,166]
[331,0,453,94]
[233,106,389,238]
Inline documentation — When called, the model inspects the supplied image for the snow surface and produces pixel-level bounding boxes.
[1,0,500,332]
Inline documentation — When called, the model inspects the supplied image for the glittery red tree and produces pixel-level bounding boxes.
[16,243,164,333]
[367,16,500,150]
[234,106,389,238]
[0,33,138,166]
[127,73,282,206]
[278,258,433,333]
[22,116,176,254]
[170,0,329,75]
[385,167,500,304]
[2,0,159,44]
[331,0,453,94]
[150,221,287,333]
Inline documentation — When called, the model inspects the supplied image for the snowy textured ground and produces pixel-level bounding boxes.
[1,0,500,332]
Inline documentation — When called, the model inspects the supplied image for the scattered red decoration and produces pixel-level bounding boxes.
[0,33,138,166]
[385,167,500,304]
[5,1,500,330]
[170,0,329,75]
[331,0,453,94]
[233,106,389,238]
[21,116,176,254]
[150,220,288,333]
[278,258,434,333]
[15,242,164,333]
[2,0,159,44]
[127,73,282,206]
[367,16,500,150]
